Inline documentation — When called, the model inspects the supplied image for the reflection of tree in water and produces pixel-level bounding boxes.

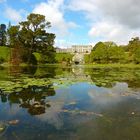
[88,68,115,88]
[87,68,140,88]
[9,66,37,77]
[0,85,55,115]
[8,66,56,78]
[38,66,72,78]
[35,66,56,78]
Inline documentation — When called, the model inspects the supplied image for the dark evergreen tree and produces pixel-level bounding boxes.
[0,24,6,46]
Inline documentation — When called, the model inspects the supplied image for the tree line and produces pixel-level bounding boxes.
[85,38,140,64]
[0,13,56,65]
[1,13,140,65]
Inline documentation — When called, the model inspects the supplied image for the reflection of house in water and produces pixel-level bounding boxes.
[56,45,93,54]
[72,66,91,81]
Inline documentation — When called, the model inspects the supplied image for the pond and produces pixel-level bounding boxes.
[0,65,140,140]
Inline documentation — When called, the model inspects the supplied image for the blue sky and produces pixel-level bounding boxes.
[0,0,140,48]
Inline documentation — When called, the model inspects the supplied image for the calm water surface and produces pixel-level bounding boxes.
[0,65,140,140]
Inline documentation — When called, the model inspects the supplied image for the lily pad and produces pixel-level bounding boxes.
[0,122,9,136]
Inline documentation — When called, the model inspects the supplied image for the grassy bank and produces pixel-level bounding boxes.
[0,46,140,68]
[0,46,11,63]
[83,63,140,68]
[55,53,74,63]
[38,63,140,69]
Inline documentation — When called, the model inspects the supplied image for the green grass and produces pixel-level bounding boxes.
[55,53,74,63]
[0,46,140,68]
[0,46,11,62]
[33,52,42,62]
[83,63,140,68]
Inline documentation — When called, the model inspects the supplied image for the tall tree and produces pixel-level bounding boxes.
[8,13,56,64]
[133,47,140,64]
[90,41,125,64]
[90,42,108,63]
[128,37,140,54]
[7,25,20,47]
[127,37,140,63]
[18,13,53,63]
[39,33,56,63]
[0,24,6,46]
[108,46,125,63]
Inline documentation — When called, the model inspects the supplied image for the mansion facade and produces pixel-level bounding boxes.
[56,45,93,54]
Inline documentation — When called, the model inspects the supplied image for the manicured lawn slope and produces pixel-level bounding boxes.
[55,53,74,63]
[0,46,11,62]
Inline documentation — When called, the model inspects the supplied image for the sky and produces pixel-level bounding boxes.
[0,0,140,48]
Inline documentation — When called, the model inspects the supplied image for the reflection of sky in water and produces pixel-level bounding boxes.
[0,66,140,140]
[88,82,140,106]
[0,81,140,139]
[34,83,96,129]
[36,101,64,129]
[32,82,140,137]
[34,82,140,129]
[88,83,129,105]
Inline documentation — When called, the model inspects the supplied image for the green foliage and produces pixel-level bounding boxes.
[0,46,11,63]
[84,54,91,64]
[34,47,56,64]
[0,57,4,64]
[2,14,140,66]
[91,42,108,63]
[55,53,73,63]
[7,26,20,47]
[90,42,125,64]
[127,37,140,63]
[0,24,6,46]
[7,13,56,64]
[133,47,140,64]
[33,52,42,63]
[22,52,37,65]
[1,65,140,93]
[39,45,56,64]
[107,46,125,63]
[128,37,140,53]
[92,42,104,51]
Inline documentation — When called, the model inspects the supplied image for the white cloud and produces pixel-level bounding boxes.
[36,101,64,129]
[95,0,140,29]
[55,39,73,48]
[69,0,140,28]
[68,0,100,22]
[69,0,140,44]
[88,83,129,106]
[68,0,97,13]
[33,0,77,37]
[88,21,140,45]
[5,7,22,22]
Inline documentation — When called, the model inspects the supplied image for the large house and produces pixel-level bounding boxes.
[56,45,93,54]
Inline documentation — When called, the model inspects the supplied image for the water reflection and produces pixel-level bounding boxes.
[0,66,140,140]
[1,66,140,89]
[9,66,37,77]
[0,85,55,116]
[86,67,140,88]
[88,83,129,106]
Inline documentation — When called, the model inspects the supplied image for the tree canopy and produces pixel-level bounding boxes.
[127,37,140,63]
[7,13,56,64]
[90,41,125,63]
[0,24,6,46]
